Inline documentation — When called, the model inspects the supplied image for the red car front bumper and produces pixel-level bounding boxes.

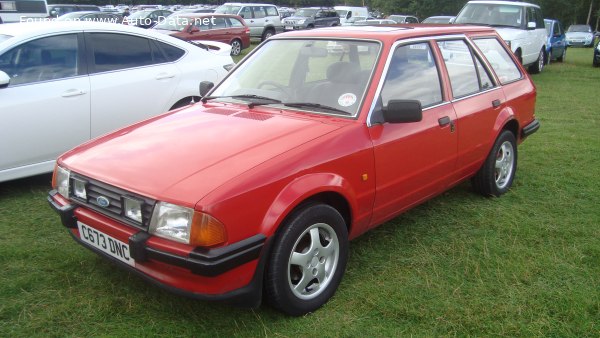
[48,190,270,307]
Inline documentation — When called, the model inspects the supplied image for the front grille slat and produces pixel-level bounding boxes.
[70,173,156,230]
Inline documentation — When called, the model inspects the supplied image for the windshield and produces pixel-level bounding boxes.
[215,5,240,15]
[128,10,150,19]
[455,3,523,28]
[210,39,381,117]
[295,9,318,17]
[568,25,591,32]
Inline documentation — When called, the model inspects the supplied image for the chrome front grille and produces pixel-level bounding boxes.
[69,173,156,230]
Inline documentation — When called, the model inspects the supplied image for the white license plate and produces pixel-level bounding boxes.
[77,221,135,266]
[285,26,294,30]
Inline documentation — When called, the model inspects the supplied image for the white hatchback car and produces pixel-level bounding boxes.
[0,21,234,182]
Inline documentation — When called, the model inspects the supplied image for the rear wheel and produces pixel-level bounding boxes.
[266,204,348,316]
[528,48,545,74]
[230,39,242,56]
[472,130,517,197]
[261,28,275,41]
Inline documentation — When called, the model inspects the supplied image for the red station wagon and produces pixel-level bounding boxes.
[153,13,251,56]
[49,25,540,316]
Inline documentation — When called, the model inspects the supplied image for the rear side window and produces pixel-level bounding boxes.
[252,6,266,19]
[228,17,244,27]
[91,33,157,73]
[380,42,443,108]
[473,38,522,84]
[154,41,185,62]
[437,39,494,98]
[265,6,278,17]
[213,17,227,29]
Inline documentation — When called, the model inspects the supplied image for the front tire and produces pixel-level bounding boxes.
[557,47,566,62]
[266,204,348,316]
[472,130,517,197]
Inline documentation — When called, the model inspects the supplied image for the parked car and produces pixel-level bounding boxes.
[48,24,539,316]
[153,13,250,56]
[565,24,594,47]
[215,3,283,41]
[422,16,455,24]
[0,21,234,182]
[594,42,600,67]
[282,7,340,31]
[126,9,173,29]
[47,4,101,18]
[454,0,547,74]
[353,19,397,25]
[334,6,369,26]
[544,18,566,62]
[387,14,419,23]
[56,11,124,23]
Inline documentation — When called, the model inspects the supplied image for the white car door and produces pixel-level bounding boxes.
[85,32,180,138]
[0,33,90,181]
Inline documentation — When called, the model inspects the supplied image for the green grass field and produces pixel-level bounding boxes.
[1,47,599,336]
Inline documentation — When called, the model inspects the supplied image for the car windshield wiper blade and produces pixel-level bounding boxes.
[201,94,282,107]
[282,102,351,115]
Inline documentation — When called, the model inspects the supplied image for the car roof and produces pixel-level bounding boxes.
[0,21,179,41]
[274,25,496,42]
[466,0,540,8]
[221,3,276,6]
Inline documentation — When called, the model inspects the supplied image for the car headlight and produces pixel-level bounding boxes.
[298,19,305,24]
[123,196,143,223]
[149,202,227,247]
[53,165,70,199]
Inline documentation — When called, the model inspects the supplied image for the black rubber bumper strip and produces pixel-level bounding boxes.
[48,190,266,277]
[522,119,540,138]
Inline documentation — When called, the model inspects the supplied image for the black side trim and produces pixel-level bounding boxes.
[48,190,77,228]
[144,234,266,277]
[522,119,540,138]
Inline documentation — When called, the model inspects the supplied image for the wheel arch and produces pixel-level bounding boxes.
[258,173,356,239]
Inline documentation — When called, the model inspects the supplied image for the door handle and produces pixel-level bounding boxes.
[61,89,86,97]
[492,99,502,107]
[155,73,175,80]
[438,116,451,127]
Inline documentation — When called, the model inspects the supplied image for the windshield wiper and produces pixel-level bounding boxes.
[282,102,351,115]
[201,94,282,107]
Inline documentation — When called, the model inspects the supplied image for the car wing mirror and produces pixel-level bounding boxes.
[0,71,10,89]
[383,100,422,123]
[527,22,536,29]
[188,26,200,33]
[199,81,214,97]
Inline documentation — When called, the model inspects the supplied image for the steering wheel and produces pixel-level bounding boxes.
[257,81,291,99]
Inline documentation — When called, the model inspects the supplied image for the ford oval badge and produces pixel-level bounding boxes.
[97,196,110,208]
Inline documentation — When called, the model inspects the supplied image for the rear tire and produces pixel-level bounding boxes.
[472,130,517,197]
[528,48,545,74]
[230,39,242,56]
[261,28,275,41]
[266,204,348,316]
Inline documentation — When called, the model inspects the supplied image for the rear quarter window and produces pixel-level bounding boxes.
[473,38,522,84]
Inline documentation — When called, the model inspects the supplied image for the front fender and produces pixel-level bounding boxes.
[258,173,360,237]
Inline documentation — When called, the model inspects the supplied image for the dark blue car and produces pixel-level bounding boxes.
[545,19,567,63]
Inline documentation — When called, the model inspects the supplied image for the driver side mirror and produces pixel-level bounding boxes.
[199,81,214,97]
[0,71,10,89]
[188,26,200,33]
[383,100,422,123]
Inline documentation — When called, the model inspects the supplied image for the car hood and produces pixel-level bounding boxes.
[566,32,592,38]
[493,27,529,41]
[60,104,344,205]
[284,15,313,20]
